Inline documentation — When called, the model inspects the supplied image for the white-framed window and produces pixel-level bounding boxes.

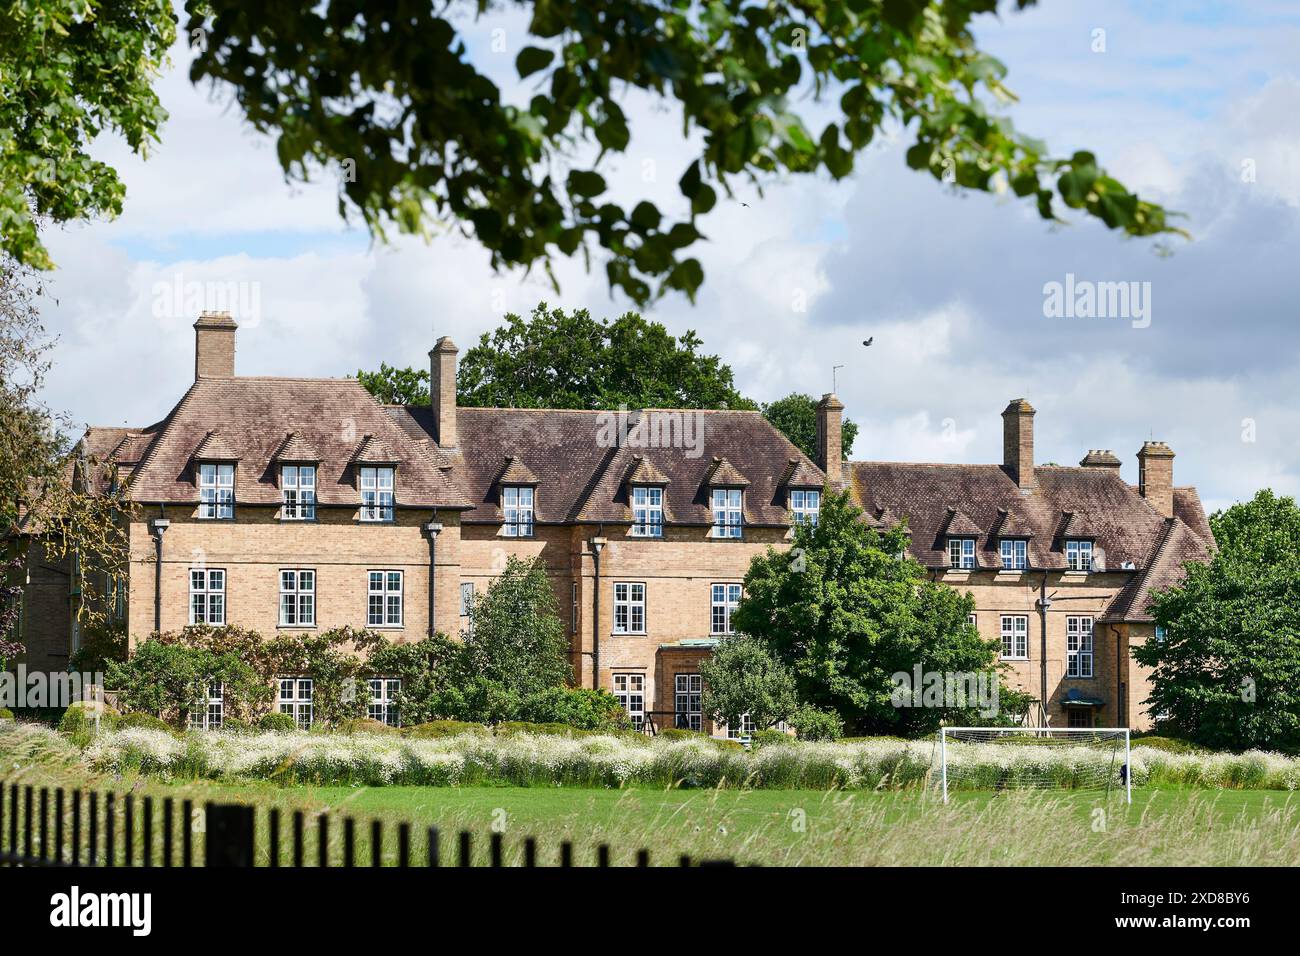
[1066,539,1094,572]
[948,537,976,569]
[727,713,757,741]
[278,677,313,729]
[279,569,316,627]
[1000,538,1027,570]
[790,489,820,526]
[502,485,534,537]
[1000,614,1028,660]
[630,486,663,537]
[189,568,226,625]
[612,673,645,731]
[1155,625,1167,644]
[1067,708,1093,728]
[459,581,474,635]
[674,673,702,731]
[711,488,743,538]
[368,677,401,726]
[281,465,316,520]
[571,582,578,635]
[359,466,395,522]
[189,681,223,730]
[969,612,978,627]
[367,570,403,627]
[1067,616,1094,678]
[198,463,234,519]
[613,582,646,634]
[711,583,742,635]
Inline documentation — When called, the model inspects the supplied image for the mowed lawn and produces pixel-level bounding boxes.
[7,743,1300,865]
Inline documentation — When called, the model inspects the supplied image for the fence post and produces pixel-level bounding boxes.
[205,803,255,867]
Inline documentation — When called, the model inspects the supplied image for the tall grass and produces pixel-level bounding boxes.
[71,725,1300,791]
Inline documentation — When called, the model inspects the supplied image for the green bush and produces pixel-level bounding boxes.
[655,727,743,750]
[494,721,592,738]
[517,687,631,732]
[0,708,13,721]
[57,701,118,746]
[221,718,253,734]
[118,712,174,733]
[790,705,844,741]
[750,728,794,748]
[403,720,489,739]
[256,712,298,733]
[337,718,399,736]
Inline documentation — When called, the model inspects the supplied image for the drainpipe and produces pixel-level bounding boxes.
[1110,624,1124,727]
[147,516,170,635]
[590,536,607,690]
[1035,571,1051,722]
[423,520,443,637]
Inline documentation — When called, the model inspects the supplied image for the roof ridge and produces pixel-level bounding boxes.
[128,381,202,489]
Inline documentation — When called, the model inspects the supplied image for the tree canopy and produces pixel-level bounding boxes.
[1135,490,1300,752]
[731,488,1007,735]
[6,1,1181,302]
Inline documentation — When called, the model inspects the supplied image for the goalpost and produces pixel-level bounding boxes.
[938,727,1131,804]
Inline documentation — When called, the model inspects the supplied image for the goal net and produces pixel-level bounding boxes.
[937,727,1131,803]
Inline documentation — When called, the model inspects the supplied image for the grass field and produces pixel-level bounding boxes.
[5,725,1300,866]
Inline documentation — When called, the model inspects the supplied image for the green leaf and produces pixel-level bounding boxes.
[516,47,555,79]
[567,169,607,198]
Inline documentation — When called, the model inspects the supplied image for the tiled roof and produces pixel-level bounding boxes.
[192,430,239,461]
[703,456,750,488]
[626,455,671,486]
[384,406,821,526]
[780,457,823,488]
[1101,518,1213,622]
[273,432,321,462]
[1060,510,1101,539]
[993,508,1035,538]
[942,508,983,537]
[126,378,468,508]
[352,434,401,464]
[498,455,540,485]
[847,461,1208,575]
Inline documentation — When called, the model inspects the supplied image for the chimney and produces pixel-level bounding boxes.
[1001,398,1036,489]
[1137,441,1175,517]
[1079,449,1122,471]
[430,336,459,448]
[815,393,844,487]
[193,312,237,379]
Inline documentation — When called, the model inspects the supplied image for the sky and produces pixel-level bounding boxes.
[32,0,1300,515]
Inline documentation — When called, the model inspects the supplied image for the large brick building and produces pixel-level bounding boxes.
[15,312,1213,732]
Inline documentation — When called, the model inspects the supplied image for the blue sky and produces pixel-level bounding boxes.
[35,0,1300,514]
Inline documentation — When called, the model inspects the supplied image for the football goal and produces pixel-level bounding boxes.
[937,727,1131,803]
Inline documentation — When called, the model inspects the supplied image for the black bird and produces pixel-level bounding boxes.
[863,337,873,347]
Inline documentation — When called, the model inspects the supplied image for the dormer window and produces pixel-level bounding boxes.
[360,466,395,522]
[1066,539,1093,572]
[1000,538,1027,570]
[712,489,743,539]
[790,489,820,527]
[948,537,976,569]
[281,465,316,520]
[199,463,234,519]
[631,486,663,537]
[502,486,534,537]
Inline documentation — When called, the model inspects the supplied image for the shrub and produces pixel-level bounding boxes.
[256,712,297,733]
[517,687,631,732]
[57,700,118,746]
[118,712,174,733]
[750,728,794,748]
[0,707,13,721]
[337,718,398,736]
[791,705,844,741]
[404,720,488,739]
[106,638,262,726]
[655,728,743,750]
[1133,736,1207,754]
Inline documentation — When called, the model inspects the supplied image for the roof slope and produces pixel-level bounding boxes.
[848,461,1205,573]
[1100,517,1213,622]
[127,378,468,508]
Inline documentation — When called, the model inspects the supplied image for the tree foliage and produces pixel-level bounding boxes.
[761,392,858,460]
[106,638,262,728]
[5,2,1181,299]
[700,634,799,732]
[355,362,430,406]
[1135,490,1300,752]
[731,488,1003,735]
